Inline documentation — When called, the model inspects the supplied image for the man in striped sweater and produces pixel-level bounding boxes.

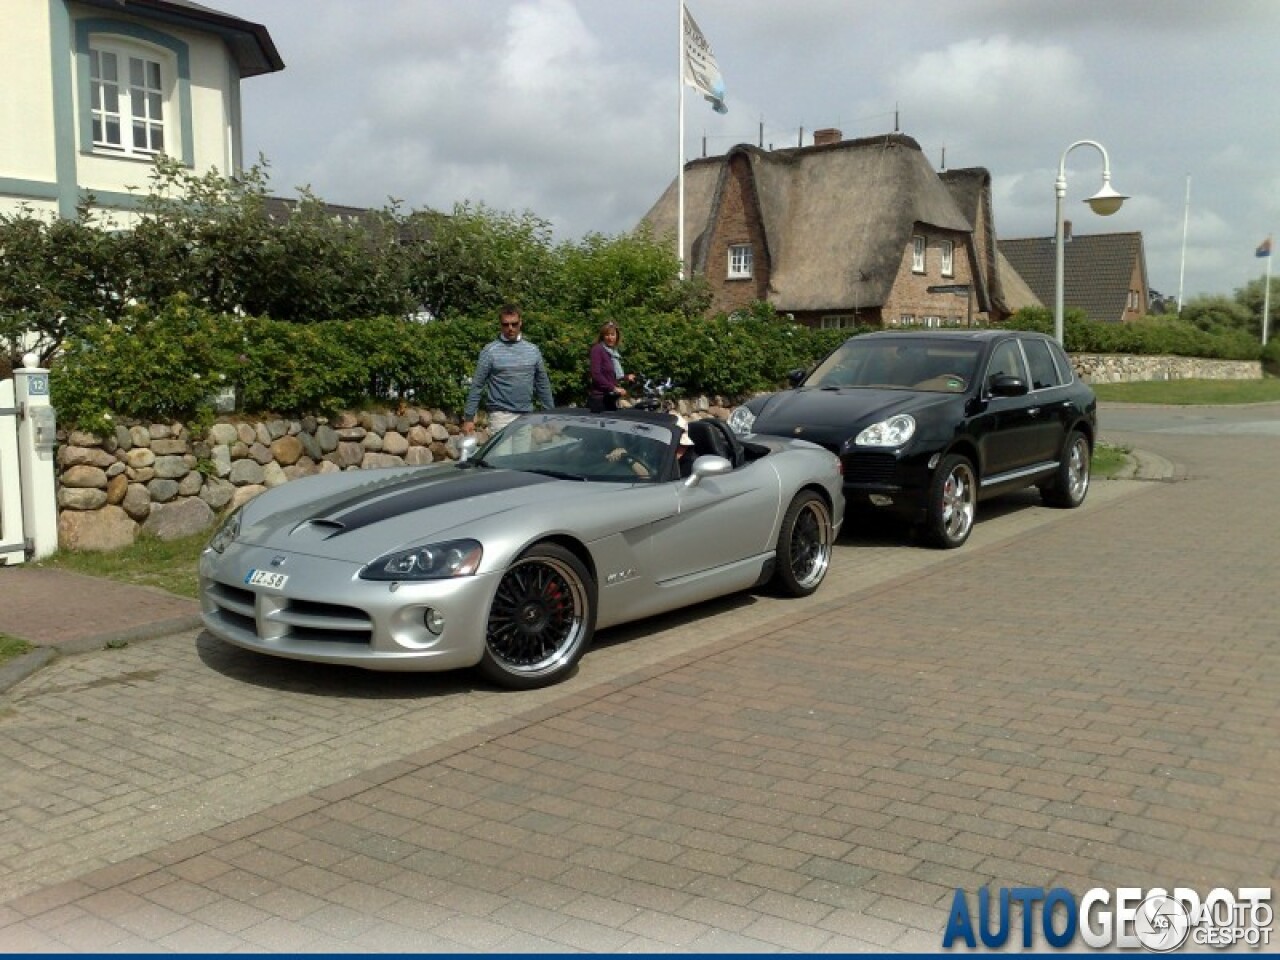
[461,304,556,437]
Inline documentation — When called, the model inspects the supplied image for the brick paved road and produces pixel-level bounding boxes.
[0,408,1276,951]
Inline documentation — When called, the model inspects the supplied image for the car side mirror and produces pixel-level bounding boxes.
[458,436,478,462]
[989,375,1029,397]
[684,455,733,487]
[787,368,807,388]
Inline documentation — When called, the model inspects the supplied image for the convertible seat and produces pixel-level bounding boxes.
[687,418,745,468]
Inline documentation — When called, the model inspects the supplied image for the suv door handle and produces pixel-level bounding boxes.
[1027,407,1040,416]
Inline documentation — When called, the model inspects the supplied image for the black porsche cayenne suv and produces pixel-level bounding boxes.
[728,330,1098,548]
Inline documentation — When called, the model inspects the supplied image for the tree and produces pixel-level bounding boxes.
[1181,295,1256,338]
[124,158,414,323]
[401,202,557,321]
[1232,275,1278,341]
[0,202,129,373]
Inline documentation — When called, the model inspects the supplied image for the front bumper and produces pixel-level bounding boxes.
[199,542,500,672]
[838,447,936,519]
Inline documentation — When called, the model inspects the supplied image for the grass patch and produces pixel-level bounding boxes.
[39,532,206,599]
[1092,378,1280,405]
[0,634,34,668]
[1092,441,1129,479]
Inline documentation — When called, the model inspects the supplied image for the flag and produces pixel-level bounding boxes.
[1257,236,1273,258]
[683,5,727,114]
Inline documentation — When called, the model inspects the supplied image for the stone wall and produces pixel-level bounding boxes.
[1072,353,1261,384]
[53,398,734,553]
[55,407,472,553]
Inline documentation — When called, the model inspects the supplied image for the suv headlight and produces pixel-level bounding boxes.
[855,414,916,448]
[727,406,756,436]
[360,539,483,581]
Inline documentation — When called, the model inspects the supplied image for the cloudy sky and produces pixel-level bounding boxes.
[213,0,1280,304]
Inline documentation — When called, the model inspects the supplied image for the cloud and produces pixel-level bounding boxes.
[215,0,1280,299]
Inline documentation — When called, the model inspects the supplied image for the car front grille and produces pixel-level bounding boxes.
[841,452,900,485]
[204,580,373,646]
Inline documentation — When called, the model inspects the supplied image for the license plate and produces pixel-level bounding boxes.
[245,569,289,590]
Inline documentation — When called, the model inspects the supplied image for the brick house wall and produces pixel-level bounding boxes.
[1123,258,1146,322]
[880,228,979,327]
[704,153,770,316]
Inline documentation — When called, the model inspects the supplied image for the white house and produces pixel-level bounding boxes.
[1,0,282,222]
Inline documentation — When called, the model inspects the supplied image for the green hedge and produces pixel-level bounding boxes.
[50,299,1267,436]
[1005,307,1262,361]
[51,298,849,435]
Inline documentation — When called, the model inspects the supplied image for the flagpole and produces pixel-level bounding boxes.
[677,0,686,279]
[1177,174,1190,313]
[1263,244,1272,346]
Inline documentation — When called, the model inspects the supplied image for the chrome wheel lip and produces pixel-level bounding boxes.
[1066,437,1090,501]
[941,463,976,541]
[789,500,833,589]
[486,555,588,677]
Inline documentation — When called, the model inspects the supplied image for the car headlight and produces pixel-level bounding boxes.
[727,406,756,436]
[855,414,916,448]
[206,507,243,554]
[360,539,483,581]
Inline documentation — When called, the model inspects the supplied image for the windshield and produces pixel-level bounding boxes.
[806,338,983,392]
[474,413,672,483]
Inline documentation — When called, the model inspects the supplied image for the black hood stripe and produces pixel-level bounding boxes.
[320,469,553,535]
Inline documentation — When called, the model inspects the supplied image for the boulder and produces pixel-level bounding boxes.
[152,455,189,479]
[230,484,266,509]
[58,487,108,510]
[58,505,137,552]
[382,431,409,456]
[122,483,152,521]
[141,497,216,541]
[105,473,129,505]
[62,464,108,488]
[200,477,235,511]
[270,435,304,466]
[147,478,179,503]
[229,459,265,485]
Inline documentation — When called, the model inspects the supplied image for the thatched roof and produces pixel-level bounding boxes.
[999,232,1146,323]
[640,134,972,312]
[995,250,1043,311]
[75,0,284,77]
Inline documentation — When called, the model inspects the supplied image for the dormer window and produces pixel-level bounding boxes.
[89,42,167,157]
[721,245,747,280]
[728,243,753,280]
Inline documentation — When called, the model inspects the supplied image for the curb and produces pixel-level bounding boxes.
[1114,447,1179,482]
[0,647,58,695]
[0,614,203,696]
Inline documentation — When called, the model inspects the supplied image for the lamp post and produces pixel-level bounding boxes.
[1054,140,1128,344]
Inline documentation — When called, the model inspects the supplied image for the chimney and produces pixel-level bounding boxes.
[812,127,842,147]
[1064,220,1073,242]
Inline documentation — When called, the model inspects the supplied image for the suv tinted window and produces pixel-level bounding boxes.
[1022,338,1063,390]
[1046,339,1075,383]
[985,339,1028,391]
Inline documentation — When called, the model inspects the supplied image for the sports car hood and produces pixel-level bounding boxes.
[234,464,616,562]
[749,387,959,449]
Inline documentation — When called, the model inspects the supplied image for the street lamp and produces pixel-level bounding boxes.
[1054,140,1128,344]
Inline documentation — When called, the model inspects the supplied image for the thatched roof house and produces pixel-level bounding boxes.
[640,131,1025,327]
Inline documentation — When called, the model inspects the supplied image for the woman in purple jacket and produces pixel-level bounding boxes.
[587,321,635,412]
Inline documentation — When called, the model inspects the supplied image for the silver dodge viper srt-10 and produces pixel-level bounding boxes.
[199,409,844,689]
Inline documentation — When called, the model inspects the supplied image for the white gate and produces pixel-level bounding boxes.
[0,377,24,564]
[0,357,58,564]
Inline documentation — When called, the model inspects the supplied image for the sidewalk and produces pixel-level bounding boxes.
[0,567,201,691]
